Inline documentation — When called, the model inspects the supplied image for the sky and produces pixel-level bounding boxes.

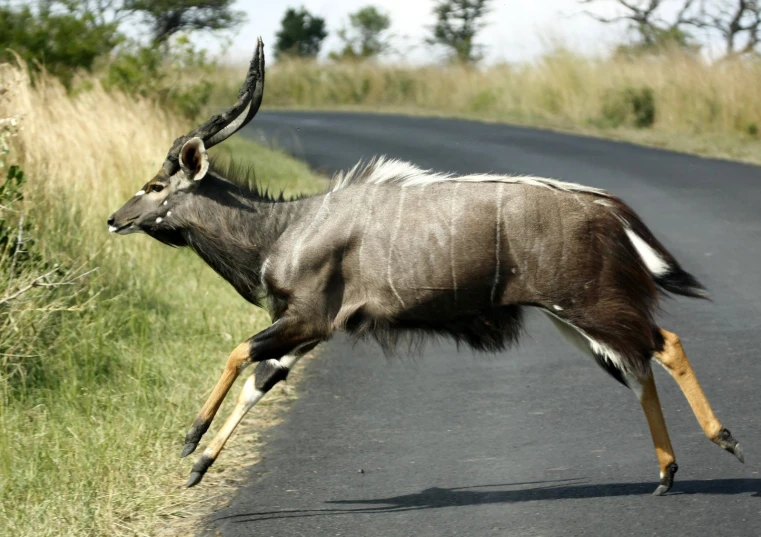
[199,0,633,65]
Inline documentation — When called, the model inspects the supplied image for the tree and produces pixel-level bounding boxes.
[0,2,121,86]
[128,0,245,44]
[695,0,761,57]
[275,7,328,59]
[334,6,392,59]
[580,0,701,55]
[426,0,492,64]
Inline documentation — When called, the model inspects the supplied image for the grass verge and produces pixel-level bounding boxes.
[0,64,325,537]
[213,50,761,166]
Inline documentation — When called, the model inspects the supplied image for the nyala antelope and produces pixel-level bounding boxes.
[108,39,743,494]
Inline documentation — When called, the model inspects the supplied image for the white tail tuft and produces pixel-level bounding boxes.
[625,228,669,276]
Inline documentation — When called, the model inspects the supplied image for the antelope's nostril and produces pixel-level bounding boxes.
[107,215,115,226]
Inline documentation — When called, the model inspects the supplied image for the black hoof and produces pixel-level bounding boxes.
[716,428,745,463]
[653,461,678,496]
[180,442,198,458]
[733,444,745,464]
[186,471,203,488]
[186,454,214,488]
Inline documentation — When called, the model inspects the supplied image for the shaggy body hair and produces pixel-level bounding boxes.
[150,156,707,384]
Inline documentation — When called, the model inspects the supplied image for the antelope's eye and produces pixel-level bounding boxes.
[150,184,164,193]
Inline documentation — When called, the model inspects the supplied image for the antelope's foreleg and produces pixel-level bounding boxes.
[630,370,678,496]
[653,329,743,463]
[186,354,303,488]
[181,341,252,458]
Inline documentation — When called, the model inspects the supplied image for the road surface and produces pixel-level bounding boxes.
[205,112,761,536]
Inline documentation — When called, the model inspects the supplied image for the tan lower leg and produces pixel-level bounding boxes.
[654,330,722,441]
[186,374,266,487]
[203,374,263,460]
[638,370,676,479]
[181,342,251,456]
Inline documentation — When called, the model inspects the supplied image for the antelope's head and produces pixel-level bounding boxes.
[107,38,266,237]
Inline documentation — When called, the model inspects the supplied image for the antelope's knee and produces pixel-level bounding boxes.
[227,341,253,370]
[655,330,685,367]
[254,359,290,392]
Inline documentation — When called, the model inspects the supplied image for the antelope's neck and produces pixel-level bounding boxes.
[181,187,300,305]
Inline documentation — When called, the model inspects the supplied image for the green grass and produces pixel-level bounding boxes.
[0,136,325,537]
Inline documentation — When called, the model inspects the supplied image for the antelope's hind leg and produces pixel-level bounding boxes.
[627,370,678,496]
[545,313,678,495]
[654,329,743,463]
[181,341,252,458]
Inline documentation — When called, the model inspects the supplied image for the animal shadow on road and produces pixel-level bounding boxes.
[216,478,761,525]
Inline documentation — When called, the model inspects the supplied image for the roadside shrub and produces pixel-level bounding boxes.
[0,165,38,275]
[601,86,656,128]
[469,88,499,113]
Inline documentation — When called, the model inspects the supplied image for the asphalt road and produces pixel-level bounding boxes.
[205,112,761,536]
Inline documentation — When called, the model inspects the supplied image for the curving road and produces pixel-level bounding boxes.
[206,112,761,536]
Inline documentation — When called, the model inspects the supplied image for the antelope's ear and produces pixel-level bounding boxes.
[179,137,210,181]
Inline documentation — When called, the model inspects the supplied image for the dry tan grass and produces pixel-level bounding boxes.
[0,64,323,537]
[210,50,761,164]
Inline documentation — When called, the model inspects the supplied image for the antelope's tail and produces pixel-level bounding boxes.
[615,201,710,300]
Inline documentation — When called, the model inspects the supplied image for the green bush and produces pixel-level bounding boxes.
[0,165,38,276]
[103,37,215,120]
[601,86,656,128]
[469,88,499,113]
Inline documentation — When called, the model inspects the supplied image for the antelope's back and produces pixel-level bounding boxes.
[272,180,619,321]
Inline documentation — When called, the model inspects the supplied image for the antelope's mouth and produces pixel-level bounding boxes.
[108,222,136,235]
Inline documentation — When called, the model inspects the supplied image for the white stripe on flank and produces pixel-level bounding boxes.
[290,193,331,274]
[358,186,379,282]
[260,257,270,293]
[625,228,669,276]
[491,184,504,303]
[387,189,406,307]
[450,183,459,302]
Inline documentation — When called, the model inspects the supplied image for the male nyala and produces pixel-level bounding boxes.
[109,38,743,493]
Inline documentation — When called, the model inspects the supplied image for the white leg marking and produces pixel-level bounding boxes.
[278,353,303,370]
[491,184,504,303]
[202,375,264,458]
[545,310,625,371]
[387,189,406,307]
[625,228,669,276]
